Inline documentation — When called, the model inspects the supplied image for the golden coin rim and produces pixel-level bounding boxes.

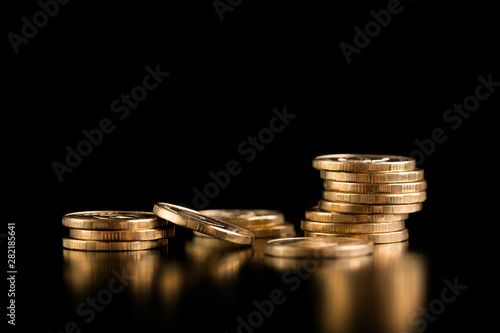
[304,229,409,244]
[318,200,423,214]
[312,154,415,172]
[68,227,175,241]
[319,169,424,183]
[304,206,408,222]
[300,220,406,233]
[62,210,167,230]
[323,180,427,193]
[322,190,427,204]
[62,237,168,251]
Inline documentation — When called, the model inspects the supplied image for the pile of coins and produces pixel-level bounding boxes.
[301,154,427,243]
[62,211,176,251]
[193,209,296,239]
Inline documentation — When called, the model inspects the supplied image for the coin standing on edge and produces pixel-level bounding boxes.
[312,154,416,172]
[62,211,168,230]
[264,237,374,258]
[153,203,255,245]
[62,237,169,251]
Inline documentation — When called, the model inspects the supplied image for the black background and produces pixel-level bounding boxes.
[3,0,498,332]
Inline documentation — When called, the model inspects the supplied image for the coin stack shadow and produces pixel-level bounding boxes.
[301,155,427,243]
[61,212,175,251]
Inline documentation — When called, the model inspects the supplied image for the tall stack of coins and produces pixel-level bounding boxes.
[192,209,296,238]
[301,154,427,243]
[62,211,175,251]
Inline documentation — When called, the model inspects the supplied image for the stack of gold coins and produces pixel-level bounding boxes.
[192,209,296,238]
[301,154,426,243]
[62,211,175,251]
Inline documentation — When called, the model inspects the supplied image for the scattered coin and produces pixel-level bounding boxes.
[199,209,285,228]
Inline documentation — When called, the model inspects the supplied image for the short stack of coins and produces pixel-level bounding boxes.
[301,154,427,243]
[193,209,296,238]
[62,211,175,251]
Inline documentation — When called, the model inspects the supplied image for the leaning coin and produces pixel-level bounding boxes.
[62,211,167,230]
[322,191,427,204]
[300,220,405,234]
[199,209,285,228]
[323,180,427,193]
[264,237,374,258]
[319,169,424,183]
[304,206,408,222]
[62,237,168,251]
[318,201,423,214]
[69,227,175,241]
[312,154,415,172]
[153,203,254,245]
[304,229,409,244]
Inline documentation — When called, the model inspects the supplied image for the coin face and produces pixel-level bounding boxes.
[199,209,285,228]
[62,237,168,251]
[62,211,167,230]
[264,237,374,258]
[312,154,415,172]
[318,201,423,214]
[68,227,175,241]
[153,203,255,245]
[323,180,427,193]
[322,191,427,204]
[301,220,405,234]
[304,229,409,244]
[320,169,424,183]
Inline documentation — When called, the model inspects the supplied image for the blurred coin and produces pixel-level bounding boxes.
[69,226,175,241]
[264,237,374,258]
[62,237,168,251]
[322,191,427,204]
[312,154,415,172]
[319,169,424,183]
[199,209,285,228]
[153,203,254,245]
[62,211,167,230]
[301,220,405,234]
[323,180,427,193]
[304,229,409,244]
[305,206,408,222]
[319,201,423,214]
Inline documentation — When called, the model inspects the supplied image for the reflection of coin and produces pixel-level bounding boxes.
[301,220,405,234]
[264,237,374,258]
[319,201,423,214]
[320,169,424,183]
[69,227,175,241]
[313,154,415,172]
[62,211,167,230]
[62,237,168,251]
[322,191,427,204]
[305,206,408,222]
[304,229,410,244]
[199,209,285,228]
[323,180,427,193]
[153,203,254,245]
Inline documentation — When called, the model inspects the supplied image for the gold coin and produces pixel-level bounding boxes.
[322,191,427,204]
[304,229,409,244]
[153,202,254,245]
[199,209,285,228]
[304,206,408,222]
[194,222,296,238]
[62,237,168,251]
[264,237,374,258]
[301,220,405,234]
[312,154,415,172]
[323,180,427,193]
[62,211,167,230]
[68,227,175,241]
[319,169,424,183]
[318,200,423,214]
